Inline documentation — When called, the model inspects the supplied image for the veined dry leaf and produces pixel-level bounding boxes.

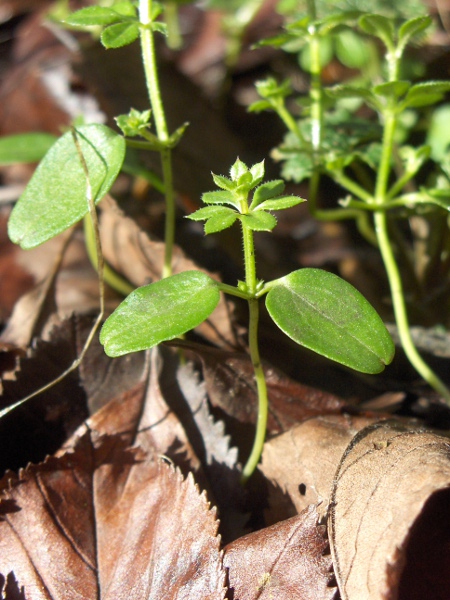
[329,421,450,600]
[99,196,239,349]
[0,317,89,476]
[223,504,336,600]
[0,430,226,599]
[177,340,346,434]
[260,415,375,523]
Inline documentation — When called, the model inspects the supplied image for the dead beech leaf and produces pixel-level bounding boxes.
[224,504,336,600]
[178,340,345,434]
[99,196,238,349]
[0,430,226,599]
[329,421,450,600]
[260,415,375,523]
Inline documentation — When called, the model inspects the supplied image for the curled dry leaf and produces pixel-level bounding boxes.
[99,196,238,349]
[329,420,450,600]
[0,430,226,599]
[223,504,336,600]
[260,415,375,523]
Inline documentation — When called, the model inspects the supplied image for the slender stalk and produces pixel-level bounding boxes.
[373,87,450,401]
[139,0,176,278]
[375,212,450,402]
[241,298,269,483]
[240,219,269,481]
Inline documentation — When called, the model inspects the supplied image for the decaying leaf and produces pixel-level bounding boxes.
[178,340,346,434]
[0,430,226,599]
[329,420,450,600]
[224,504,336,600]
[260,415,375,523]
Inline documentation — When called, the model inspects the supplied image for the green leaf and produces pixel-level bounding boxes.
[240,211,277,231]
[100,271,221,356]
[300,36,333,72]
[151,21,168,36]
[335,29,372,69]
[397,15,432,53]
[8,124,125,249]
[250,180,285,209]
[211,173,235,191]
[187,206,238,233]
[359,14,395,50]
[266,268,394,373]
[326,85,380,110]
[230,158,249,181]
[115,108,152,137]
[201,190,238,208]
[0,133,57,165]
[316,11,362,35]
[400,82,450,109]
[256,195,305,211]
[398,190,450,211]
[250,160,265,186]
[374,80,410,100]
[426,104,450,161]
[64,6,125,26]
[168,121,189,148]
[248,99,274,113]
[101,21,140,48]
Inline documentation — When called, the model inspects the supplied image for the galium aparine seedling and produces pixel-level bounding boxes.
[100,158,395,481]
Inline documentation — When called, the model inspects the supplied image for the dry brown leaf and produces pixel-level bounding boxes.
[0,430,226,599]
[99,196,239,348]
[223,504,336,600]
[179,341,346,434]
[260,415,376,524]
[329,420,450,600]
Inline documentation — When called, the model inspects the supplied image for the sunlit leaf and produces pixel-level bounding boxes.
[101,21,140,48]
[250,180,285,209]
[100,271,221,356]
[266,268,394,373]
[0,132,57,165]
[256,196,306,211]
[64,6,126,26]
[240,211,277,231]
[8,125,125,249]
[359,14,395,49]
[397,15,432,53]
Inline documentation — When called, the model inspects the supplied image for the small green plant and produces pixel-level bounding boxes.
[100,157,394,480]
[251,4,450,403]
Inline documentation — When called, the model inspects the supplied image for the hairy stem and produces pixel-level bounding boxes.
[241,298,268,483]
[139,0,176,278]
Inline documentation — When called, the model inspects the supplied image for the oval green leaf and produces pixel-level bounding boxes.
[266,268,394,374]
[8,124,125,249]
[0,133,57,165]
[100,271,221,357]
[101,21,140,48]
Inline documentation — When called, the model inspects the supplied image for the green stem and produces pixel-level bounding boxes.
[241,298,268,483]
[139,0,176,278]
[373,83,450,402]
[241,220,257,295]
[375,211,450,403]
[239,219,269,481]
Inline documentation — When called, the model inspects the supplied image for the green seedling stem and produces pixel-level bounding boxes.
[139,0,176,278]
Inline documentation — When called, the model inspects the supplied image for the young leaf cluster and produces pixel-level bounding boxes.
[187,159,304,234]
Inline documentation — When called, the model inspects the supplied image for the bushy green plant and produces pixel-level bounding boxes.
[251,2,450,403]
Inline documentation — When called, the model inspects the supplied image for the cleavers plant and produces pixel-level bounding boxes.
[251,2,450,404]
[100,157,394,481]
[3,1,395,479]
